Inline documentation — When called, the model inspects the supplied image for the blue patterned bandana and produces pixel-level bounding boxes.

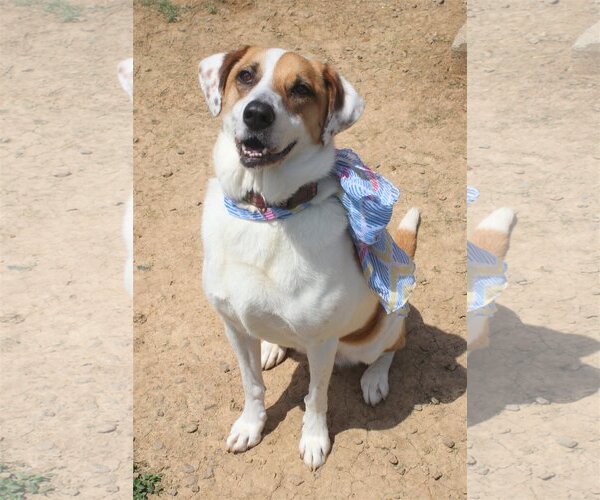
[223,148,416,315]
[466,186,508,316]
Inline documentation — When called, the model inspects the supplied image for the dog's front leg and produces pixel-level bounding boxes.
[224,321,266,453]
[299,338,338,470]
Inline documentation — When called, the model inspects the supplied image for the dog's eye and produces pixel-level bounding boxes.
[290,82,313,98]
[237,69,255,85]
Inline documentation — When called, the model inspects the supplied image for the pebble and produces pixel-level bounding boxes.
[499,428,511,434]
[80,149,93,155]
[185,423,198,433]
[176,149,185,155]
[191,485,200,493]
[174,377,185,384]
[388,454,399,465]
[54,171,72,178]
[536,397,550,405]
[433,471,443,480]
[354,438,363,445]
[181,463,196,473]
[63,488,80,496]
[219,362,231,373]
[476,466,489,475]
[106,485,119,493]
[434,0,444,4]
[414,404,423,411]
[163,171,174,178]
[505,404,520,411]
[167,487,178,496]
[157,409,165,417]
[467,455,477,465]
[556,437,578,448]
[97,423,117,433]
[546,0,559,4]
[153,440,165,450]
[430,397,440,405]
[442,437,455,448]
[202,467,214,480]
[538,471,555,480]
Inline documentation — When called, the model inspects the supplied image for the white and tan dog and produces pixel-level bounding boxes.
[199,46,419,469]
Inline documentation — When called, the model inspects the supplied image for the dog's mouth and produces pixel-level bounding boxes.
[237,137,296,168]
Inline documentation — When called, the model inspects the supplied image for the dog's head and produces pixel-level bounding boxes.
[198,47,363,193]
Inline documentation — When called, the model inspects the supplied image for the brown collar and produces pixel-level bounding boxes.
[242,182,318,214]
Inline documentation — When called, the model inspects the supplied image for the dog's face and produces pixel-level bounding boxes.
[199,46,364,170]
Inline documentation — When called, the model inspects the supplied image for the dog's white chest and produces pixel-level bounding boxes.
[201,179,375,348]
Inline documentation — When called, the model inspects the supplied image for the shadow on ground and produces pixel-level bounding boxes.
[261,306,467,442]
[468,305,600,427]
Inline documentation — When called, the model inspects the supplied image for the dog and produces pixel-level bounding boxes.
[198,46,420,469]
[468,207,516,350]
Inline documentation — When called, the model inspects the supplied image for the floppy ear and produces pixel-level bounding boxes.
[117,58,133,101]
[198,46,249,117]
[322,65,365,144]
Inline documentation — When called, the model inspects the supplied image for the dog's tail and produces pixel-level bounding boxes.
[393,207,420,260]
[470,208,516,259]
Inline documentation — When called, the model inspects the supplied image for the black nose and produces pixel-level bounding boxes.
[243,100,275,131]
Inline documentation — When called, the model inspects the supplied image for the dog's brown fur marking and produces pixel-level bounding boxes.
[339,303,384,345]
[273,52,332,144]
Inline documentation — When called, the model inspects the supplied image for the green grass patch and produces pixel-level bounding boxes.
[12,0,81,22]
[140,0,179,22]
[0,464,53,499]
[133,464,162,500]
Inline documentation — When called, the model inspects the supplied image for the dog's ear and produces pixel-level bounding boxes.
[321,65,365,144]
[117,58,133,101]
[198,46,249,117]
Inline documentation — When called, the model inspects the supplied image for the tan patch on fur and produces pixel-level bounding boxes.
[385,321,407,352]
[219,46,266,113]
[273,53,341,144]
[340,304,384,345]
[393,228,417,259]
[470,229,510,259]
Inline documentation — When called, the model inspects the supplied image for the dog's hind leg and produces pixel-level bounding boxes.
[360,351,394,406]
[223,320,267,453]
[260,340,287,370]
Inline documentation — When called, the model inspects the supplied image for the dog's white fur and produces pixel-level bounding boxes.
[199,47,417,469]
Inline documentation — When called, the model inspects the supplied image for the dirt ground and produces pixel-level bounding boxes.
[1,1,132,498]
[134,0,466,498]
[466,1,599,499]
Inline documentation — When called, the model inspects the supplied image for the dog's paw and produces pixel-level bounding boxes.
[299,424,331,470]
[226,411,266,453]
[261,341,287,370]
[360,363,390,406]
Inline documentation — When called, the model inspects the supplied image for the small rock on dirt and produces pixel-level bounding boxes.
[433,471,443,480]
[153,440,165,450]
[538,471,555,480]
[556,437,578,448]
[166,487,178,496]
[388,453,399,465]
[536,397,550,405]
[287,475,304,486]
[185,423,198,433]
[442,437,455,448]
[97,423,117,433]
[202,467,214,480]
[467,455,477,465]
[430,397,440,405]
[505,404,520,411]
[176,149,185,155]
[63,488,80,496]
[91,464,110,473]
[181,463,196,473]
[80,149,93,155]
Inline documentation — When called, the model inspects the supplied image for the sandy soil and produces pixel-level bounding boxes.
[134,0,466,498]
[466,1,599,498]
[1,1,132,498]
